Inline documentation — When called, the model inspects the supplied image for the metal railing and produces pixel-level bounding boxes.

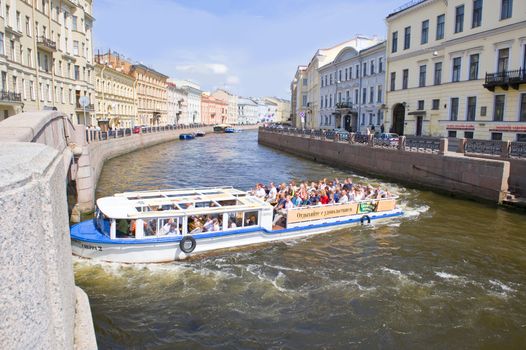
[0,90,22,102]
[37,36,57,50]
[484,69,526,86]
[85,123,209,143]
[405,136,441,154]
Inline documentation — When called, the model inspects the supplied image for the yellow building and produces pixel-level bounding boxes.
[386,0,526,141]
[291,65,307,128]
[0,0,95,124]
[94,58,136,129]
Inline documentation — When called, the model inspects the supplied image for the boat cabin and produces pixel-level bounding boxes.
[95,187,274,240]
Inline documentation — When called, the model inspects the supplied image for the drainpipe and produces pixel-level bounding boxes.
[358,55,363,133]
[31,2,40,109]
[48,0,56,107]
[101,64,107,126]
[133,78,138,126]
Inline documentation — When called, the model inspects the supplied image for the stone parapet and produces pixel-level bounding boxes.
[258,129,510,203]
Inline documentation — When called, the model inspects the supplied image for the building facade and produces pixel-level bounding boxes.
[0,0,95,124]
[237,97,258,124]
[94,61,136,129]
[264,97,291,124]
[211,89,237,124]
[304,36,381,129]
[291,66,308,128]
[130,64,168,126]
[166,81,188,125]
[319,41,386,132]
[201,92,227,125]
[174,80,202,124]
[385,0,526,141]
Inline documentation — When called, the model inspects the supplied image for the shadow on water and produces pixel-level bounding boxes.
[75,131,526,349]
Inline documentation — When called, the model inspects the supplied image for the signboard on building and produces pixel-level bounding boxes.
[489,125,526,132]
[446,124,475,130]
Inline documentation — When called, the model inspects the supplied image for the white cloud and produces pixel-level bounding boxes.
[175,63,229,75]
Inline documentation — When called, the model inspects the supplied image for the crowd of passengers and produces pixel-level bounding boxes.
[251,177,393,210]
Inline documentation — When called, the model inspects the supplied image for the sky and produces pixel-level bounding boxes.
[93,0,403,99]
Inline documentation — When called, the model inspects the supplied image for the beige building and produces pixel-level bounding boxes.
[303,36,381,129]
[264,96,291,124]
[0,0,95,124]
[291,65,307,128]
[94,59,136,129]
[386,0,526,141]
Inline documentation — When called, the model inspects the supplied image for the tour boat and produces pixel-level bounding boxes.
[195,130,206,137]
[224,127,235,133]
[70,187,403,263]
[179,133,195,140]
[213,124,231,133]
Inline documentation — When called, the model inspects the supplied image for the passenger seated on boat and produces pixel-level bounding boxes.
[338,190,349,204]
[144,220,156,236]
[203,216,214,232]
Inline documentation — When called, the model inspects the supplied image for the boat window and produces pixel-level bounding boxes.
[188,213,223,234]
[195,201,218,208]
[95,211,111,236]
[143,218,158,237]
[116,219,135,238]
[158,217,181,236]
[166,192,198,198]
[244,211,259,227]
[216,200,241,207]
[178,203,195,209]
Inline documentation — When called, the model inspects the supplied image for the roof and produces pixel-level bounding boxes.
[130,64,169,79]
[387,0,429,18]
[97,187,271,219]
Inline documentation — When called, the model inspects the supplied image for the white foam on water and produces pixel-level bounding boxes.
[262,262,304,273]
[435,271,462,280]
[488,279,516,297]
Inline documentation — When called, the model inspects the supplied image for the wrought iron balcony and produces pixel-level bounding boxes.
[484,68,526,91]
[0,90,22,103]
[335,101,354,109]
[37,36,57,51]
[76,102,95,111]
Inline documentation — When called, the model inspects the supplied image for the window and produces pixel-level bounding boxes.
[379,57,383,72]
[362,88,366,104]
[436,14,445,40]
[363,62,367,77]
[377,85,382,103]
[73,40,79,55]
[25,16,30,36]
[338,92,342,103]
[74,65,80,80]
[370,60,375,75]
[464,131,474,139]
[344,68,348,81]
[497,48,509,73]
[469,54,479,80]
[404,26,411,50]
[354,89,358,104]
[433,62,442,85]
[72,16,77,31]
[369,87,374,103]
[467,97,476,121]
[302,94,307,107]
[302,78,307,86]
[421,20,429,44]
[448,131,458,138]
[517,134,526,142]
[419,65,426,87]
[455,5,464,33]
[349,67,352,80]
[0,32,4,56]
[452,57,462,82]
[329,73,333,85]
[450,97,459,121]
[417,100,425,110]
[494,95,505,121]
[392,31,398,53]
[520,94,526,122]
[501,0,513,20]
[338,70,342,82]
[491,132,503,141]
[473,0,483,28]
[402,69,409,89]
[432,99,440,110]
[355,65,359,78]
[390,72,396,91]
[16,11,20,31]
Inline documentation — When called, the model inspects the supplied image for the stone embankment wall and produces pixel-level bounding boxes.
[0,111,97,349]
[75,125,257,215]
[258,129,510,203]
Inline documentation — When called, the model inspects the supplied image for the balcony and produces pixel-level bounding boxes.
[484,68,526,92]
[335,101,356,113]
[37,36,57,52]
[76,102,94,111]
[0,91,22,103]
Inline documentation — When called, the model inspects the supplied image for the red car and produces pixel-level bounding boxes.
[132,126,141,134]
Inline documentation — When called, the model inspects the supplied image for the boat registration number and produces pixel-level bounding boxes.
[81,243,103,251]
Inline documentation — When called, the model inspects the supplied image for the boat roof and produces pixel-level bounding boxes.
[96,186,272,219]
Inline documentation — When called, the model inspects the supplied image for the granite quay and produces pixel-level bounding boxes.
[0,111,97,350]
[258,127,519,203]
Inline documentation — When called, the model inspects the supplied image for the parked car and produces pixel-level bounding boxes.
[333,129,350,141]
[376,132,400,146]
[132,126,141,134]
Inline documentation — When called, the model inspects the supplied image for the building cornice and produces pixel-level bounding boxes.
[388,19,526,63]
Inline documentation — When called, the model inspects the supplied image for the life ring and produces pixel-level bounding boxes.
[179,236,196,253]
[360,215,371,225]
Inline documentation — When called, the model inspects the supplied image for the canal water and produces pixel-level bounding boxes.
[74,131,526,349]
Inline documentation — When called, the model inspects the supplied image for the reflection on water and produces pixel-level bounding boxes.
[76,131,526,349]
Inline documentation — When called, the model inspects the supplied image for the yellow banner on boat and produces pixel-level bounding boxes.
[287,203,358,224]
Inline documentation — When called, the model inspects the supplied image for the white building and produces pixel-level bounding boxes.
[319,41,386,132]
[264,97,291,124]
[174,80,202,124]
[237,97,258,124]
[166,80,188,125]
